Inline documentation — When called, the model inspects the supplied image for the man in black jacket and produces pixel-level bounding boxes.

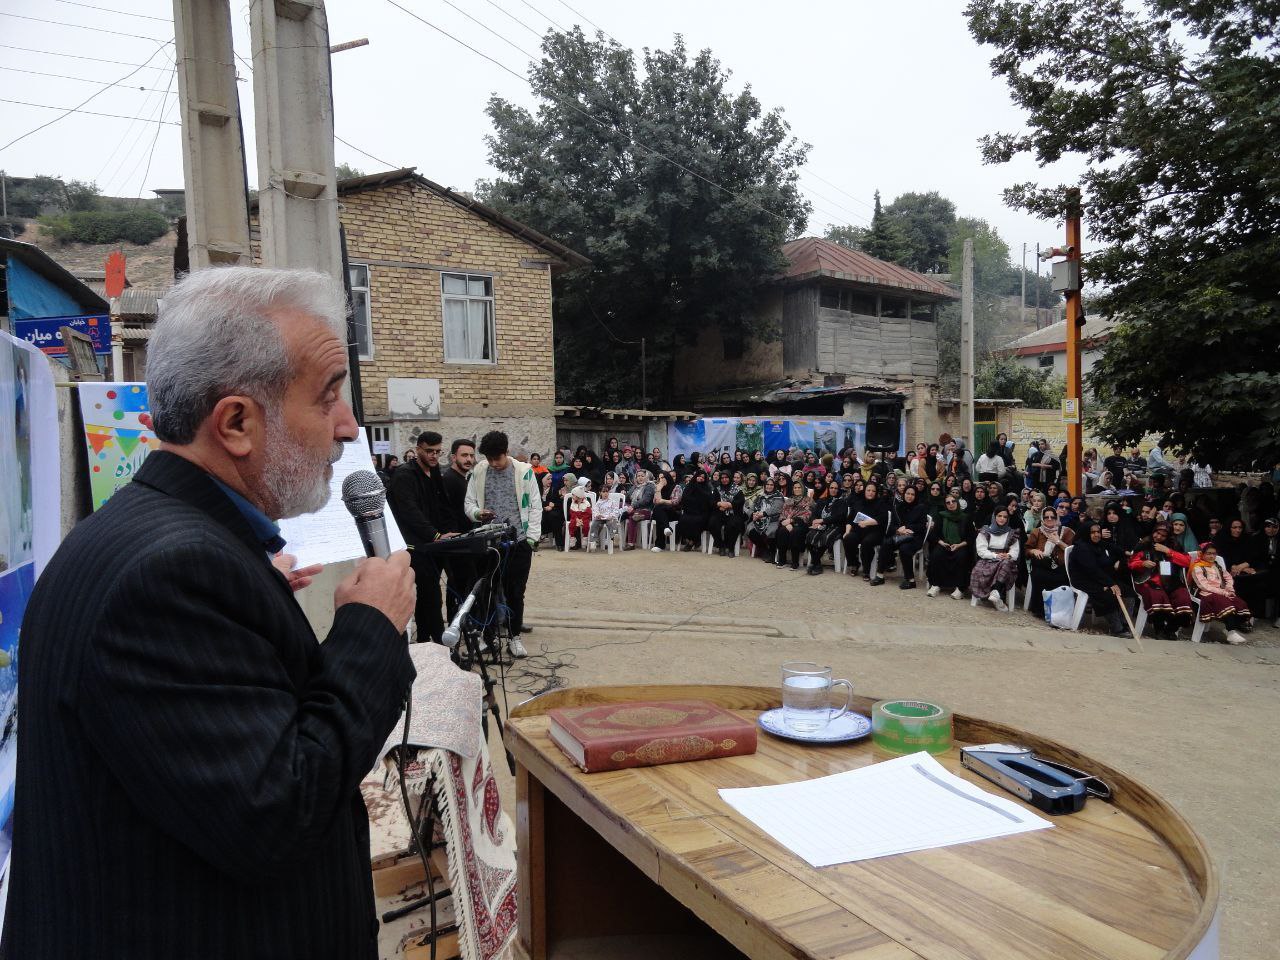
[386,430,454,643]
[440,437,478,619]
[5,267,417,959]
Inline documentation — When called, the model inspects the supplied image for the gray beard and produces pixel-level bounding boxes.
[263,414,343,519]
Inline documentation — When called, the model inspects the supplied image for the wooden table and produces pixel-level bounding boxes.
[505,685,1217,960]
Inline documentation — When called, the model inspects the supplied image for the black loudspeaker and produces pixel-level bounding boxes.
[865,399,903,451]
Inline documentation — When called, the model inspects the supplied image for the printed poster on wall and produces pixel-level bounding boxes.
[702,419,736,461]
[0,331,60,928]
[78,383,157,510]
[735,420,763,455]
[666,419,705,460]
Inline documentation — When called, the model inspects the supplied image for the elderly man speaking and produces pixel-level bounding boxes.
[5,268,417,959]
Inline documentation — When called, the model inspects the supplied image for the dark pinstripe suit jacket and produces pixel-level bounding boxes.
[4,451,415,959]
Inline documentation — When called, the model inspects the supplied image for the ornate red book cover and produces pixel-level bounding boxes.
[547,699,757,772]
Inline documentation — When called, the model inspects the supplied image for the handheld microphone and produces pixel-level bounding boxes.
[341,470,392,559]
[441,579,484,649]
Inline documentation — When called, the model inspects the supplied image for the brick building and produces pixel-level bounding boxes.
[257,168,587,458]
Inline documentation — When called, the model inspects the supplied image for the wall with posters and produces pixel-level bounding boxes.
[667,417,904,462]
[0,332,60,927]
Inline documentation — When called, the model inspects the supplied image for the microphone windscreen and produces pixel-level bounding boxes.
[341,469,386,518]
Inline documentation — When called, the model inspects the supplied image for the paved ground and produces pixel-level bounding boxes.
[482,545,1279,959]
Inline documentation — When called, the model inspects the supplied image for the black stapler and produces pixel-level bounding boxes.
[960,744,1111,815]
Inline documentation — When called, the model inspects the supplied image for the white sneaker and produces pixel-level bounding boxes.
[927,585,940,598]
[1225,630,1247,645]
[508,637,528,658]
[989,589,1009,612]
[951,588,964,600]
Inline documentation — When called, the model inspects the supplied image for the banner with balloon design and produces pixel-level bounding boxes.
[78,383,157,510]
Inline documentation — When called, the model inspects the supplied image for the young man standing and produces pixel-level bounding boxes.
[387,431,453,643]
[441,437,478,621]
[464,431,542,658]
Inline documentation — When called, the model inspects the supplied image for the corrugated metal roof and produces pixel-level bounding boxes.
[782,237,959,300]
[1000,314,1116,353]
[83,281,164,318]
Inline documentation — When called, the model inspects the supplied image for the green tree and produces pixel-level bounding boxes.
[966,0,1280,468]
[975,355,1065,408]
[335,162,365,181]
[885,191,956,273]
[859,190,910,265]
[823,223,867,251]
[480,29,809,406]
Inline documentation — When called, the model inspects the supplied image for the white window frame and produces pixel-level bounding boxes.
[440,272,497,365]
[349,263,373,361]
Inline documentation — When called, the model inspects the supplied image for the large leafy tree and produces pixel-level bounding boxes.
[885,191,956,273]
[859,190,911,265]
[480,30,809,406]
[966,0,1280,468]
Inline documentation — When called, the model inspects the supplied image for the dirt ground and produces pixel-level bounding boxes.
[481,546,1280,959]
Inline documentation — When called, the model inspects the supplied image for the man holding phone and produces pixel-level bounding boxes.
[464,431,541,657]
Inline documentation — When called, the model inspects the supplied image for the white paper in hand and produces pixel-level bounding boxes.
[277,427,407,567]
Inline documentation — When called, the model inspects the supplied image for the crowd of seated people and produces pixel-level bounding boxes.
[526,437,1279,642]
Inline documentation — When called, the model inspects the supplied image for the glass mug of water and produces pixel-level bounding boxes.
[781,661,854,733]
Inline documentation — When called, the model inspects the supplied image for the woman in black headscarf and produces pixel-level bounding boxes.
[1215,517,1266,614]
[1067,522,1130,636]
[890,484,929,590]
[805,477,850,575]
[706,471,743,557]
[927,492,973,599]
[775,479,813,570]
[968,484,994,529]
[675,470,715,550]
[843,482,889,582]
[746,476,784,561]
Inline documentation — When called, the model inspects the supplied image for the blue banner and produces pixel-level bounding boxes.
[13,314,111,356]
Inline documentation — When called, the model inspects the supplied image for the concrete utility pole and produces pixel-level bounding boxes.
[250,0,341,277]
[1062,189,1084,496]
[172,0,252,268]
[1020,243,1027,329]
[960,237,975,448]
[1034,243,1041,329]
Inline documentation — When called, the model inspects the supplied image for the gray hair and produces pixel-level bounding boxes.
[148,267,347,444]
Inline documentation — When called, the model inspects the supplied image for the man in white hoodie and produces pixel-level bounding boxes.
[464,430,541,657]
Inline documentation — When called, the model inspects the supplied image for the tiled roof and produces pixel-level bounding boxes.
[1000,314,1116,353]
[782,237,959,300]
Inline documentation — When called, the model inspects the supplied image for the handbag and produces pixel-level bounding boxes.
[1042,586,1077,629]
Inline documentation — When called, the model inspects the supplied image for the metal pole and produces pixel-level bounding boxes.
[1,170,7,220]
[960,238,974,448]
[1064,189,1083,496]
[1020,242,1027,329]
[1035,243,1041,328]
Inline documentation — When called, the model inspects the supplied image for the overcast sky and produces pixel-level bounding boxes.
[1,0,1085,272]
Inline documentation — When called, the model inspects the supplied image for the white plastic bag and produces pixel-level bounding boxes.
[1042,586,1076,629]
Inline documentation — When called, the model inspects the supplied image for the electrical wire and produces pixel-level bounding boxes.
[0,100,179,129]
[136,67,178,198]
[52,0,172,21]
[435,0,536,60]
[518,0,568,33]
[0,43,174,71]
[0,12,165,42]
[334,135,400,170]
[0,38,174,154]
[0,65,177,94]
[481,0,543,40]
[95,47,177,184]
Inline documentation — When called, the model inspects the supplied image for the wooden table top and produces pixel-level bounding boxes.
[507,685,1216,960]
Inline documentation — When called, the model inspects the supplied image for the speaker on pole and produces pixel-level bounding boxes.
[865,399,903,452]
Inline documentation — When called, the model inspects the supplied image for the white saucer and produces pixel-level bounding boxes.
[758,708,872,744]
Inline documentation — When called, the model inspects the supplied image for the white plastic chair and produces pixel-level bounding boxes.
[589,492,625,554]
[1187,556,1228,644]
[637,518,655,550]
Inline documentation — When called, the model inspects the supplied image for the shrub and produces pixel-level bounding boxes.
[39,207,169,246]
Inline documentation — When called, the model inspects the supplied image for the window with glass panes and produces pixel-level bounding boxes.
[348,264,372,360]
[441,273,495,363]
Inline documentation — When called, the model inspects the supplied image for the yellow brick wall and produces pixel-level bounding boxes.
[250,180,559,425]
[339,181,557,421]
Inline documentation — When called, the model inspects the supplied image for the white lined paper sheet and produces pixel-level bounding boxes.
[718,752,1052,867]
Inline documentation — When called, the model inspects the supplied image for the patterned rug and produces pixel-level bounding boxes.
[383,644,518,960]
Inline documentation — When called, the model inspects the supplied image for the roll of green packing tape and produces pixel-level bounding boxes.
[871,699,953,756]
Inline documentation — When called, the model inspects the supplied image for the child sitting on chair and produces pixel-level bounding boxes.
[567,478,593,550]
[589,487,622,552]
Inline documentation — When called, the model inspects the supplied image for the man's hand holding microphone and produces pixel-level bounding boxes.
[336,552,416,634]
